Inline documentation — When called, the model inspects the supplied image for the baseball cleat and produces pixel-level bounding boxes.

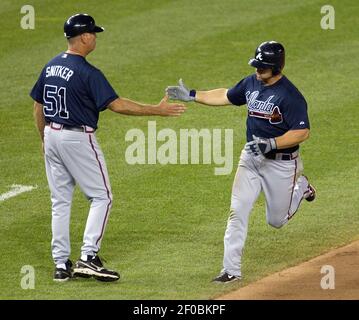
[302,175,316,202]
[73,255,120,282]
[212,272,241,283]
[305,184,316,202]
[53,260,73,282]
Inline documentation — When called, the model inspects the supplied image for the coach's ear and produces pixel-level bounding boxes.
[78,32,94,45]
[80,33,86,44]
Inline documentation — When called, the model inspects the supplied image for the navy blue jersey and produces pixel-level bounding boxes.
[30,52,119,129]
[227,74,309,153]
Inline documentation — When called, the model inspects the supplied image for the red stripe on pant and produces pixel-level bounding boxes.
[88,134,112,246]
[287,159,298,220]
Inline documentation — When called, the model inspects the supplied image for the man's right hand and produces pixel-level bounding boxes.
[156,95,186,116]
[166,79,195,102]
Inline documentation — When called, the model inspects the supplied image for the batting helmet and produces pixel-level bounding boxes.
[64,13,104,39]
[248,41,285,75]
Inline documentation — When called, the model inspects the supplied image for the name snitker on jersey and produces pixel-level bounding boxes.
[45,65,74,82]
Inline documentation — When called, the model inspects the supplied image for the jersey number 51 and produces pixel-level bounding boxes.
[43,84,69,119]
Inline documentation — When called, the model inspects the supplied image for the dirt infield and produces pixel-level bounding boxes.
[217,240,359,300]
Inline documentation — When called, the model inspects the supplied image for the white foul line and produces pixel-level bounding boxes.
[0,184,37,202]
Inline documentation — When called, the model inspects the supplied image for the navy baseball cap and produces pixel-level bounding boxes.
[64,13,104,39]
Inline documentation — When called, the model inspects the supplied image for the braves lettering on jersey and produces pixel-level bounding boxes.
[227,74,309,153]
[30,53,119,129]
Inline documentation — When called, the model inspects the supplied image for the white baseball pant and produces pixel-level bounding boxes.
[44,123,112,265]
[222,148,309,277]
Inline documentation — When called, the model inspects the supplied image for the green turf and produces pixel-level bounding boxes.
[1,0,358,299]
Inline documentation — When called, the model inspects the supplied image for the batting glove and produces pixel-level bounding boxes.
[245,141,261,156]
[245,135,277,157]
[166,79,196,102]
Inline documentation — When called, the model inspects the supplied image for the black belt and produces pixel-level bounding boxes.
[46,122,95,133]
[62,125,85,132]
[265,151,299,161]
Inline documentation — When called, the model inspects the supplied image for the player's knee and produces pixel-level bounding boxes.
[267,217,286,229]
[230,198,253,216]
[227,206,243,222]
[108,193,113,207]
[91,191,113,205]
[106,192,113,207]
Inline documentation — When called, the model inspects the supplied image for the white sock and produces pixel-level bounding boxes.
[81,254,95,261]
[56,263,66,270]
[81,254,88,261]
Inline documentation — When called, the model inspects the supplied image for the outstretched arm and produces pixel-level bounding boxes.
[194,88,231,106]
[166,79,231,106]
[108,96,186,116]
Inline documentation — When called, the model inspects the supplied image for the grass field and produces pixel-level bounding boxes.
[0,0,358,300]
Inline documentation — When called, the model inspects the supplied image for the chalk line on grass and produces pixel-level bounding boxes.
[0,184,38,202]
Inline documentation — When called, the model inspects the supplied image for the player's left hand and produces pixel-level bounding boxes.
[166,79,195,102]
[245,135,277,156]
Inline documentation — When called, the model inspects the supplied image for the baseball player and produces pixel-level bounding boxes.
[166,41,316,283]
[30,13,185,282]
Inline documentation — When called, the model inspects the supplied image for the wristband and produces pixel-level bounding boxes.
[189,89,196,98]
[269,138,277,150]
